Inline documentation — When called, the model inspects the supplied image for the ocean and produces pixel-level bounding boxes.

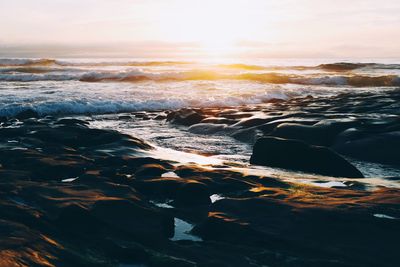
[1,57,400,117]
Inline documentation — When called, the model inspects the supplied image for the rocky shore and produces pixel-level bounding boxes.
[1,88,400,267]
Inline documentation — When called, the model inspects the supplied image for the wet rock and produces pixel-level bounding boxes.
[55,204,103,235]
[333,131,400,166]
[271,123,330,146]
[233,117,272,128]
[192,212,258,242]
[200,117,237,125]
[30,125,151,150]
[91,199,174,240]
[134,177,183,198]
[231,127,260,143]
[271,119,359,147]
[55,118,90,126]
[188,123,229,134]
[258,118,318,135]
[167,109,206,126]
[135,164,168,178]
[175,181,211,206]
[250,137,364,178]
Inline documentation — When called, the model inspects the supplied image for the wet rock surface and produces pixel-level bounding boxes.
[250,137,364,178]
[1,90,400,266]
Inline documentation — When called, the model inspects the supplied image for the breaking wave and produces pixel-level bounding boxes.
[1,69,398,87]
[0,58,57,66]
[0,91,288,118]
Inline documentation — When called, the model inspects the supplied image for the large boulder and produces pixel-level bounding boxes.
[250,137,364,178]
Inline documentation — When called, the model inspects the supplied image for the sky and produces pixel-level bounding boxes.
[0,0,399,58]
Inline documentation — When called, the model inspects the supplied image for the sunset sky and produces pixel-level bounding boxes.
[1,0,399,58]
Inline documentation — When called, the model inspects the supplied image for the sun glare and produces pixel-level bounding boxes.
[157,0,261,57]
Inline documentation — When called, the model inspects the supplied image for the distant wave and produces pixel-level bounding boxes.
[217,64,268,70]
[0,58,192,67]
[0,66,84,74]
[0,73,77,82]
[57,60,193,67]
[318,62,400,71]
[0,58,56,66]
[318,63,372,71]
[1,58,400,71]
[77,71,400,87]
[1,69,399,87]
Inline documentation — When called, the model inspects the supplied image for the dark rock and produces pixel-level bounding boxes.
[231,127,260,143]
[258,118,318,135]
[200,117,237,125]
[123,157,174,170]
[134,177,183,198]
[30,126,151,150]
[192,212,258,242]
[134,164,168,178]
[333,131,400,166]
[271,123,329,146]
[188,123,228,134]
[250,137,364,178]
[55,204,102,235]
[175,181,211,206]
[167,109,205,126]
[271,119,359,147]
[233,117,271,128]
[91,199,174,240]
[55,118,90,126]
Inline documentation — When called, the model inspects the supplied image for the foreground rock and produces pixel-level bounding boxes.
[0,115,399,267]
[166,108,205,126]
[250,137,364,178]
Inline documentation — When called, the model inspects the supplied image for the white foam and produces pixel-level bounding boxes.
[62,177,78,183]
[161,171,181,178]
[170,218,202,242]
[373,214,397,220]
[0,79,289,117]
[210,194,225,203]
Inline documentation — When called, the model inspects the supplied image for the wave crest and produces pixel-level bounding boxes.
[0,58,56,66]
[1,69,399,87]
[79,71,400,87]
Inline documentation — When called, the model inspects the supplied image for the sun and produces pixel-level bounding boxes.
[156,0,261,57]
